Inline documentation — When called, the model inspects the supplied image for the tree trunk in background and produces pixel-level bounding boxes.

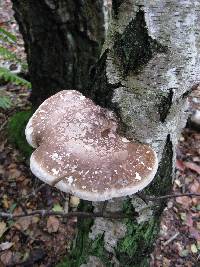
[64,1,200,267]
[11,0,105,106]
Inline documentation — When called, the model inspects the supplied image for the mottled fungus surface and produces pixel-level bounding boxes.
[25,90,158,201]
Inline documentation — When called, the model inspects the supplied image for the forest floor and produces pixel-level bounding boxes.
[0,1,200,266]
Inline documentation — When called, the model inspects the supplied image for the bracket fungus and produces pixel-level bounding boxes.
[25,90,158,201]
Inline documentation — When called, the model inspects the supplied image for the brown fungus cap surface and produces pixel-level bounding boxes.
[25,90,158,201]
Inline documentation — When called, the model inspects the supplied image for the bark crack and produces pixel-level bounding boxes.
[158,89,174,123]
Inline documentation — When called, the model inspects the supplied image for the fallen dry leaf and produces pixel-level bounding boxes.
[190,179,200,193]
[47,216,59,233]
[70,196,80,208]
[162,257,171,267]
[8,168,21,180]
[185,213,193,228]
[176,196,192,209]
[2,195,9,209]
[0,242,13,251]
[191,243,198,253]
[0,222,7,238]
[189,226,200,241]
[0,250,12,266]
[176,159,185,171]
[14,216,32,231]
[184,161,200,174]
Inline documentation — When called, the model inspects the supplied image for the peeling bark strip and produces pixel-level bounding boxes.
[11,0,105,106]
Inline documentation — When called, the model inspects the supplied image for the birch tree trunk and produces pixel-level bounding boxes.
[11,0,105,106]
[63,1,200,266]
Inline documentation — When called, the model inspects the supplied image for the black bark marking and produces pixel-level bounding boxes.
[112,0,124,17]
[86,50,128,137]
[146,134,173,213]
[158,89,174,123]
[114,9,167,75]
[87,50,124,110]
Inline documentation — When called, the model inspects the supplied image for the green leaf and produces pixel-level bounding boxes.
[0,96,12,109]
[52,203,64,212]
[0,222,7,238]
[197,241,200,250]
[191,244,198,253]
[0,27,17,43]
[0,46,20,62]
[196,204,200,211]
[0,67,31,88]
[179,249,189,257]
[180,212,186,222]
[7,220,14,227]
[9,203,17,213]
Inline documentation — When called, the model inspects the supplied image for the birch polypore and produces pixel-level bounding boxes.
[25,90,158,201]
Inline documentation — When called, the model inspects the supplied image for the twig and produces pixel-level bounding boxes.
[100,200,108,216]
[136,192,148,204]
[163,232,179,246]
[148,192,200,201]
[0,119,7,132]
[51,175,67,187]
[0,210,134,220]
[16,201,28,215]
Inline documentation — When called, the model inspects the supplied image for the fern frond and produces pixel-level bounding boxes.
[0,27,17,43]
[0,96,12,109]
[0,67,31,88]
[0,46,20,62]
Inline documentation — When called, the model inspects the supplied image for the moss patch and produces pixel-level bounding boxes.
[7,110,33,158]
[56,201,113,267]
[114,199,159,267]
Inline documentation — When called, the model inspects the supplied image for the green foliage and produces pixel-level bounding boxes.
[0,46,19,61]
[0,67,31,88]
[7,110,33,158]
[56,258,71,267]
[0,44,28,72]
[117,218,158,256]
[0,95,12,109]
[0,27,17,43]
[0,26,31,109]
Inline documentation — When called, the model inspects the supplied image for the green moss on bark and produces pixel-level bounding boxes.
[57,201,112,267]
[7,110,33,158]
[116,215,159,266]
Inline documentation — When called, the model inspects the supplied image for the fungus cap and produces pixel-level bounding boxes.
[25,90,158,201]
